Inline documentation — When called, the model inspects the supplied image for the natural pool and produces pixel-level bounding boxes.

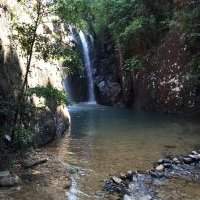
[60,104,200,200]
[5,103,200,200]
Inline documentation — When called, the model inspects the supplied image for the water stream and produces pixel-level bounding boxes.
[79,31,96,103]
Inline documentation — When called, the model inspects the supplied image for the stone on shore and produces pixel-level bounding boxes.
[0,171,21,187]
[23,158,48,169]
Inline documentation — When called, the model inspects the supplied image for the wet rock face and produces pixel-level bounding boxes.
[0,171,21,187]
[133,30,198,113]
[96,79,122,105]
[93,29,123,106]
[94,28,200,113]
[55,105,71,136]
[34,110,56,146]
[104,150,200,199]
[34,105,70,146]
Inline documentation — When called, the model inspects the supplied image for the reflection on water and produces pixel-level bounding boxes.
[63,104,200,200]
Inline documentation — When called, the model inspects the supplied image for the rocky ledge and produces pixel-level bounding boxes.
[104,150,200,200]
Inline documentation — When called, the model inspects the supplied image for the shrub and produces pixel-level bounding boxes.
[27,83,68,108]
[123,56,144,71]
[176,7,200,50]
[120,16,156,42]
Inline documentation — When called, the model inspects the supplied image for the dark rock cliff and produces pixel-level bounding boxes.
[93,23,200,114]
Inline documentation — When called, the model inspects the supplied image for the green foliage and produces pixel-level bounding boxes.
[55,0,92,29]
[53,0,175,76]
[12,1,44,58]
[28,83,68,106]
[124,57,144,71]
[119,16,156,43]
[13,22,51,60]
[13,22,36,57]
[12,1,85,74]
[120,17,145,39]
[177,7,200,33]
[90,0,172,41]
[13,127,33,149]
[176,6,200,50]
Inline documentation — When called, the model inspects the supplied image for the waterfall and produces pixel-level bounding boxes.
[63,79,73,104]
[79,30,96,104]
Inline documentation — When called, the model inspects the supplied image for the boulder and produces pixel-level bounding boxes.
[96,80,121,105]
[33,105,70,146]
[0,173,20,187]
[34,110,57,146]
[64,179,72,189]
[56,105,71,136]
[189,154,200,160]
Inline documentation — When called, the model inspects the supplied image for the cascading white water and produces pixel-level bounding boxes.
[63,79,73,104]
[79,31,96,104]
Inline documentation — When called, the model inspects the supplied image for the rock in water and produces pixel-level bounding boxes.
[124,194,152,200]
[112,176,122,184]
[156,165,164,171]
[189,154,200,160]
[0,175,20,187]
[172,157,180,164]
[120,172,126,179]
[192,151,198,155]
[64,179,72,189]
[183,157,193,164]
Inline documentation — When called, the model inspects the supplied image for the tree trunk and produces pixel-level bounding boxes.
[12,1,42,140]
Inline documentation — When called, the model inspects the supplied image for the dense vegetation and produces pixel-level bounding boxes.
[55,0,200,72]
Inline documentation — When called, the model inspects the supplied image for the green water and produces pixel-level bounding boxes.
[62,104,200,200]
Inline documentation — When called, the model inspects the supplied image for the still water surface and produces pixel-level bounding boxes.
[60,104,200,200]
[6,103,200,200]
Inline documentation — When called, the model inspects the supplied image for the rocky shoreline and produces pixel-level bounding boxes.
[2,148,200,200]
[0,148,71,200]
[104,150,200,200]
